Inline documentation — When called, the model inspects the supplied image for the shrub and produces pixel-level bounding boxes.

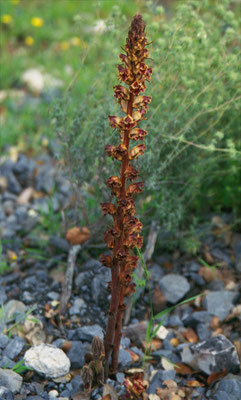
[54,0,240,239]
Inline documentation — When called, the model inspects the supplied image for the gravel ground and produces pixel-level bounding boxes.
[0,151,240,400]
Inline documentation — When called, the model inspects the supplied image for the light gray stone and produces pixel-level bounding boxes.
[0,385,14,400]
[0,369,23,393]
[24,344,70,378]
[3,337,25,359]
[76,324,103,342]
[181,335,240,375]
[159,274,190,303]
[69,298,86,315]
[4,300,27,321]
[214,373,241,398]
[203,290,237,321]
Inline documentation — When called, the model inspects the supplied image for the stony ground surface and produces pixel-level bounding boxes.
[0,151,241,400]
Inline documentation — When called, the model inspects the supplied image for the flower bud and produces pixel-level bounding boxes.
[114,85,130,101]
[108,115,122,129]
[101,202,116,216]
[133,95,152,108]
[91,336,105,360]
[129,144,146,159]
[129,128,147,141]
[126,182,144,196]
[100,254,112,268]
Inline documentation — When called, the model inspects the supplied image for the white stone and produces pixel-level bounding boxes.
[49,389,59,398]
[24,344,70,378]
[22,69,63,93]
[154,325,169,340]
[22,69,44,92]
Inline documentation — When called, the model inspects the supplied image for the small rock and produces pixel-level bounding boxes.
[22,69,45,92]
[211,248,232,266]
[24,344,70,378]
[159,274,190,303]
[4,300,27,321]
[0,335,8,349]
[76,325,104,342]
[47,292,60,301]
[0,287,7,304]
[154,325,169,340]
[118,349,132,370]
[203,290,237,321]
[49,236,70,253]
[147,370,176,394]
[213,373,241,399]
[3,337,25,359]
[183,311,212,327]
[0,386,14,400]
[69,298,86,315]
[149,263,164,281]
[196,322,212,341]
[116,372,125,383]
[0,368,23,393]
[0,356,15,369]
[48,390,59,399]
[91,276,101,302]
[66,341,86,369]
[233,236,241,272]
[181,335,240,375]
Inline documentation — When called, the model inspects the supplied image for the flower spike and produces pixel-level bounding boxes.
[101,14,152,379]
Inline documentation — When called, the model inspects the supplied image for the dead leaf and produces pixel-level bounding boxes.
[0,176,7,192]
[183,328,199,343]
[170,395,181,400]
[163,379,177,389]
[203,245,215,264]
[148,395,160,400]
[186,380,205,387]
[163,260,174,270]
[61,341,72,352]
[175,363,195,375]
[125,349,139,363]
[199,266,221,282]
[102,396,111,400]
[207,369,227,385]
[143,338,162,351]
[17,187,34,205]
[210,316,220,330]
[162,357,176,371]
[66,226,90,245]
[153,285,166,313]
[177,389,186,397]
[234,340,241,360]
[72,392,90,400]
[102,383,118,400]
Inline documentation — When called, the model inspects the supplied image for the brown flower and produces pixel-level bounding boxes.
[129,144,146,160]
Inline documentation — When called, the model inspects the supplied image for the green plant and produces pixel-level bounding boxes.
[55,0,240,238]
[4,359,33,375]
[100,14,152,378]
[0,304,36,337]
[0,242,9,275]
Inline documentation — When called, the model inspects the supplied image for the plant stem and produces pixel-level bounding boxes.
[104,93,134,378]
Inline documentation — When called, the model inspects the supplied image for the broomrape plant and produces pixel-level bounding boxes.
[100,14,152,378]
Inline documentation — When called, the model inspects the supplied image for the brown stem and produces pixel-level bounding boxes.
[104,93,134,379]
[110,287,125,373]
[104,257,120,379]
